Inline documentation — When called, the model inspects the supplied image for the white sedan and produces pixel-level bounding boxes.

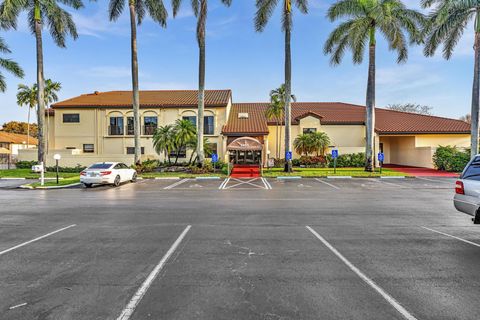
[80,162,137,188]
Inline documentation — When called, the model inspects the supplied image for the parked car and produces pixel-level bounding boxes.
[80,162,137,188]
[454,155,480,224]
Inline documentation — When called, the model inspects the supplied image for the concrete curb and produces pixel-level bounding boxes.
[276,176,302,180]
[0,177,26,180]
[196,177,222,180]
[327,176,352,179]
[21,182,82,190]
[154,177,180,180]
[380,176,406,179]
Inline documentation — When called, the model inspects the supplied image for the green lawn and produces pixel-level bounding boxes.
[0,169,79,179]
[140,171,227,179]
[29,176,81,188]
[262,167,408,177]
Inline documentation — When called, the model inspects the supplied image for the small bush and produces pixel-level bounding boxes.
[294,156,327,168]
[134,159,160,173]
[47,165,86,173]
[16,160,38,169]
[326,152,365,168]
[189,161,214,174]
[433,146,469,172]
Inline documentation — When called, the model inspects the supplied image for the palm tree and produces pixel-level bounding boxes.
[422,0,480,158]
[255,0,308,172]
[294,133,312,156]
[153,124,175,165]
[172,119,196,164]
[0,37,23,92]
[265,96,283,158]
[267,84,296,160]
[0,0,83,165]
[172,0,232,168]
[16,80,61,149]
[324,0,424,171]
[187,136,212,165]
[109,0,168,165]
[310,131,331,156]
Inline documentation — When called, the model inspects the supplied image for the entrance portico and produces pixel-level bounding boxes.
[227,137,264,165]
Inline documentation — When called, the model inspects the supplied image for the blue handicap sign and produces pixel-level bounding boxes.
[286,151,293,161]
[331,149,339,159]
[378,152,384,162]
[211,153,219,163]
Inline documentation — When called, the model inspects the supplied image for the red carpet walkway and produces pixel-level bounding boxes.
[230,165,261,178]
[383,164,459,177]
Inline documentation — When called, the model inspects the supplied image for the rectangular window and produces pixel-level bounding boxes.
[206,143,218,158]
[170,146,187,158]
[126,147,145,155]
[127,117,134,135]
[83,144,94,153]
[204,116,214,135]
[303,128,317,134]
[66,147,76,150]
[63,113,80,123]
[109,117,124,135]
[144,116,158,135]
[182,116,196,126]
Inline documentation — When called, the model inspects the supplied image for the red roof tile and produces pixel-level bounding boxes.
[222,102,470,135]
[52,90,232,108]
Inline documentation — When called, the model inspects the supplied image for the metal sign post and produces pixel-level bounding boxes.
[40,162,44,186]
[331,149,339,174]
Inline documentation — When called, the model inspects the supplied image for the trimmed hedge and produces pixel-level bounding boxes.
[326,152,365,168]
[432,146,469,172]
[15,160,38,169]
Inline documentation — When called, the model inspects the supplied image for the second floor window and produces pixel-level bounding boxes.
[182,116,196,126]
[303,128,317,134]
[63,113,80,123]
[144,116,158,135]
[109,117,124,135]
[127,117,134,135]
[204,116,214,135]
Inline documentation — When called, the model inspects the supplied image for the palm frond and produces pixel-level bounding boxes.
[294,0,308,14]
[136,0,146,24]
[0,57,24,77]
[44,3,78,47]
[0,0,27,29]
[255,0,279,32]
[324,19,354,54]
[109,0,125,21]
[0,73,6,92]
[327,0,364,21]
[145,0,167,27]
[0,37,11,53]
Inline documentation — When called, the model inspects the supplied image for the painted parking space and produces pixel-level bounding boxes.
[220,177,272,190]
[163,178,225,190]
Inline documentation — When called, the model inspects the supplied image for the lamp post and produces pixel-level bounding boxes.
[53,154,61,184]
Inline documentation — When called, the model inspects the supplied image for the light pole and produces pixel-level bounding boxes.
[53,154,61,184]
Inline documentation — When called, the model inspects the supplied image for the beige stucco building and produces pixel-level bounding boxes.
[18,90,471,169]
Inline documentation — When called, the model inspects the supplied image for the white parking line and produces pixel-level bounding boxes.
[223,177,267,190]
[164,179,190,190]
[306,226,418,320]
[218,177,230,189]
[421,226,480,248]
[116,225,192,320]
[0,224,76,257]
[373,179,403,187]
[314,178,340,190]
[261,177,272,189]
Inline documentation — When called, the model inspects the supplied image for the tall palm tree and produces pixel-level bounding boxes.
[172,0,232,168]
[269,83,296,160]
[256,0,308,172]
[172,119,196,164]
[422,0,480,158]
[109,0,168,165]
[16,80,61,149]
[324,0,424,171]
[265,96,283,158]
[0,37,23,92]
[0,0,82,165]
[153,124,175,164]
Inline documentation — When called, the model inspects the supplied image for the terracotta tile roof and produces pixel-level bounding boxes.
[0,131,38,145]
[222,102,470,135]
[52,90,232,108]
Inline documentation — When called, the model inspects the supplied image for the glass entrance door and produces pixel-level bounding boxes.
[230,150,262,165]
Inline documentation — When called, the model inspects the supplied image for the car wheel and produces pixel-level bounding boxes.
[131,172,137,183]
[113,175,121,187]
[84,183,93,188]
[474,210,480,224]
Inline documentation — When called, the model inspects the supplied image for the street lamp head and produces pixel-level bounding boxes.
[53,154,61,160]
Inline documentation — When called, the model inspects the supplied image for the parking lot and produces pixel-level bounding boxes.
[0,177,479,320]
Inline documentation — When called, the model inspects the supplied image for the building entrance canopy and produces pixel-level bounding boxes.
[227,137,263,151]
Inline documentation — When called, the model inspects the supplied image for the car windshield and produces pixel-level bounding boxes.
[88,163,113,170]
[462,158,480,180]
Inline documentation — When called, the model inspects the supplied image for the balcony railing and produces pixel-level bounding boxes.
[109,125,124,136]
[143,125,157,136]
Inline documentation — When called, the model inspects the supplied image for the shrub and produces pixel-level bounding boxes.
[133,159,160,173]
[46,165,86,173]
[295,155,327,167]
[433,146,469,172]
[326,152,365,168]
[16,160,38,169]
[189,161,214,174]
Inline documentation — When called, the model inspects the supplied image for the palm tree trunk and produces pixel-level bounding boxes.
[284,10,292,173]
[471,17,480,159]
[26,106,30,148]
[196,0,207,168]
[365,28,376,172]
[276,120,279,158]
[34,15,46,165]
[129,3,141,165]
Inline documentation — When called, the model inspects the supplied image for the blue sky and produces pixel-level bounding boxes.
[0,0,474,124]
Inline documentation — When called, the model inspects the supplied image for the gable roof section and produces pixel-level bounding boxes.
[223,102,470,135]
[52,90,232,108]
[0,131,38,145]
